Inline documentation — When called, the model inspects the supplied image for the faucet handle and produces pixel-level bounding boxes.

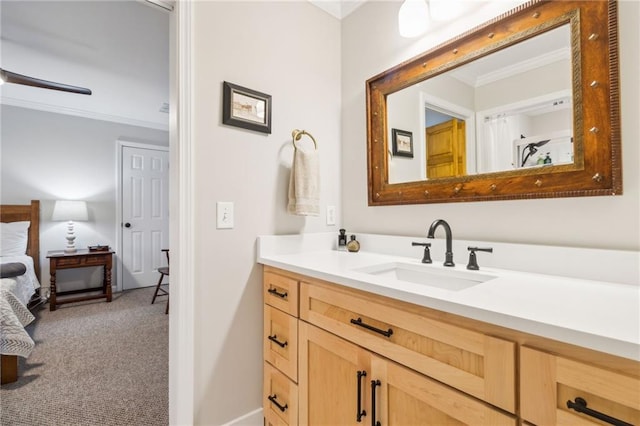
[411,242,432,264]
[467,247,493,270]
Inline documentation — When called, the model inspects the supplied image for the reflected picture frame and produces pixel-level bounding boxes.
[222,81,272,134]
[391,128,413,158]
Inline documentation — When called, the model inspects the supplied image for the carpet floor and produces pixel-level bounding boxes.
[1,287,168,426]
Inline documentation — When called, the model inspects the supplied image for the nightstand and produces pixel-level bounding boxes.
[46,249,114,311]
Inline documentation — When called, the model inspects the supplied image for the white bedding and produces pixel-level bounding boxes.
[0,255,41,306]
[0,255,40,358]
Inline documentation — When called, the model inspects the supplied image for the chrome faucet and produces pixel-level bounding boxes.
[427,219,455,267]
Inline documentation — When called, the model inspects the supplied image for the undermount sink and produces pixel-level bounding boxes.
[353,262,496,291]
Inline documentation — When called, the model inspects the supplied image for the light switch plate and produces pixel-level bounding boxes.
[216,201,234,229]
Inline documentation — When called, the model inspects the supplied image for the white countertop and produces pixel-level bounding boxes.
[257,233,640,361]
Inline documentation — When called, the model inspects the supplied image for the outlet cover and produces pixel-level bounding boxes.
[216,201,234,229]
[326,205,336,226]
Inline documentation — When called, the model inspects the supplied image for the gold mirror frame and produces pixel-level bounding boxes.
[366,0,621,205]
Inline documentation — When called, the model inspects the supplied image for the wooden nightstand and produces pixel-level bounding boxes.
[46,249,114,311]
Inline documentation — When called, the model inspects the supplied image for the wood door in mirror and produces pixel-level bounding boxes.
[366,0,621,205]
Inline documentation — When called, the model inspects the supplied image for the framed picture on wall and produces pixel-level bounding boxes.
[222,81,272,134]
[391,128,413,158]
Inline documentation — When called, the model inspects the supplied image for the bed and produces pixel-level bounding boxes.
[1,200,41,384]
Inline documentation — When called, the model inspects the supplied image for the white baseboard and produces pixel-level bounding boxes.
[221,408,262,426]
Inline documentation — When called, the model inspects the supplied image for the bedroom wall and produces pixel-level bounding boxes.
[189,1,341,423]
[341,0,640,251]
[0,104,169,291]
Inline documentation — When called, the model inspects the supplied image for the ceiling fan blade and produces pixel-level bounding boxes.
[0,68,92,95]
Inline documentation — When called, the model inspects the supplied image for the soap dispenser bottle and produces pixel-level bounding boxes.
[347,235,360,253]
[338,229,347,251]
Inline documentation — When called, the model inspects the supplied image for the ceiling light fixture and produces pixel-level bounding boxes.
[429,0,463,21]
[398,0,429,38]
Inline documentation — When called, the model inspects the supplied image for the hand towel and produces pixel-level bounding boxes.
[287,147,319,216]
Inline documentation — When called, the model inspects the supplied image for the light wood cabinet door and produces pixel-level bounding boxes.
[264,362,298,426]
[299,322,371,426]
[371,355,516,426]
[521,346,640,425]
[264,305,298,381]
[300,281,516,412]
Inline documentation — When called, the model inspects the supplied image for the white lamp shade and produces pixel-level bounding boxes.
[398,0,429,38]
[52,200,88,221]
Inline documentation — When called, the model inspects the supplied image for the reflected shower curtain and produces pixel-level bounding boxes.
[478,116,517,173]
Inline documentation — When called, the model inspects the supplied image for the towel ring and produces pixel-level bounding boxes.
[292,129,317,150]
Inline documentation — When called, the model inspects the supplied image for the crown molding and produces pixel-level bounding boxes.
[0,96,169,131]
[308,0,367,19]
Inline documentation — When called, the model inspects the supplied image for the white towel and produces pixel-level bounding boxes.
[287,147,319,216]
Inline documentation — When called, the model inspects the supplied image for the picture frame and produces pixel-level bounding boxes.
[222,81,272,134]
[391,128,413,158]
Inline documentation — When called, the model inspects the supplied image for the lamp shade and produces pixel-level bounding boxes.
[52,200,88,221]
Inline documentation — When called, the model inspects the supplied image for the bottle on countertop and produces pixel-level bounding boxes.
[338,229,347,251]
[347,235,360,253]
[536,154,544,165]
[543,152,552,164]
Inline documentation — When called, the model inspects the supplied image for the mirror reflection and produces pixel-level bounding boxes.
[387,25,573,184]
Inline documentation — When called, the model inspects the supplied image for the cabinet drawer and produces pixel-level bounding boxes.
[82,255,108,266]
[300,281,516,413]
[54,257,82,267]
[264,305,298,382]
[373,355,516,425]
[264,270,299,317]
[521,346,640,425]
[264,362,298,426]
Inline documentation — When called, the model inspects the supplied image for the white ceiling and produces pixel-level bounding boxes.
[0,0,359,129]
[449,25,571,87]
[0,0,170,130]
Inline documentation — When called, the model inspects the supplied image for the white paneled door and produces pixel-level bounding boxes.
[121,145,169,290]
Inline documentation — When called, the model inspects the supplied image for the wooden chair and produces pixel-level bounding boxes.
[151,249,170,314]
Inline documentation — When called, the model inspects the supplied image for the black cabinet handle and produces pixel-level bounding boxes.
[371,380,381,426]
[567,397,633,426]
[124,222,131,228]
[351,317,393,338]
[268,334,288,348]
[356,370,367,422]
[268,394,288,412]
[267,287,288,299]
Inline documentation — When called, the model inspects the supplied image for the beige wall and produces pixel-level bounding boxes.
[187,1,638,423]
[191,1,341,423]
[342,1,640,251]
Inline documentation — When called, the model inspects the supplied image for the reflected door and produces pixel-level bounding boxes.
[121,145,169,290]
[426,119,466,179]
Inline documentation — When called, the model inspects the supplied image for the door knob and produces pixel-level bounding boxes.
[124,222,131,228]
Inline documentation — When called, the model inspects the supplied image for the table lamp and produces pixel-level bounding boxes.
[52,200,88,253]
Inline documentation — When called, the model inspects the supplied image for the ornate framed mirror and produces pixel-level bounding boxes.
[366,0,621,205]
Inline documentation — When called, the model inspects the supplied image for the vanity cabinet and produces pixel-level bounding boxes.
[299,321,515,425]
[263,270,301,426]
[521,346,640,425]
[299,280,516,413]
[263,266,640,425]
